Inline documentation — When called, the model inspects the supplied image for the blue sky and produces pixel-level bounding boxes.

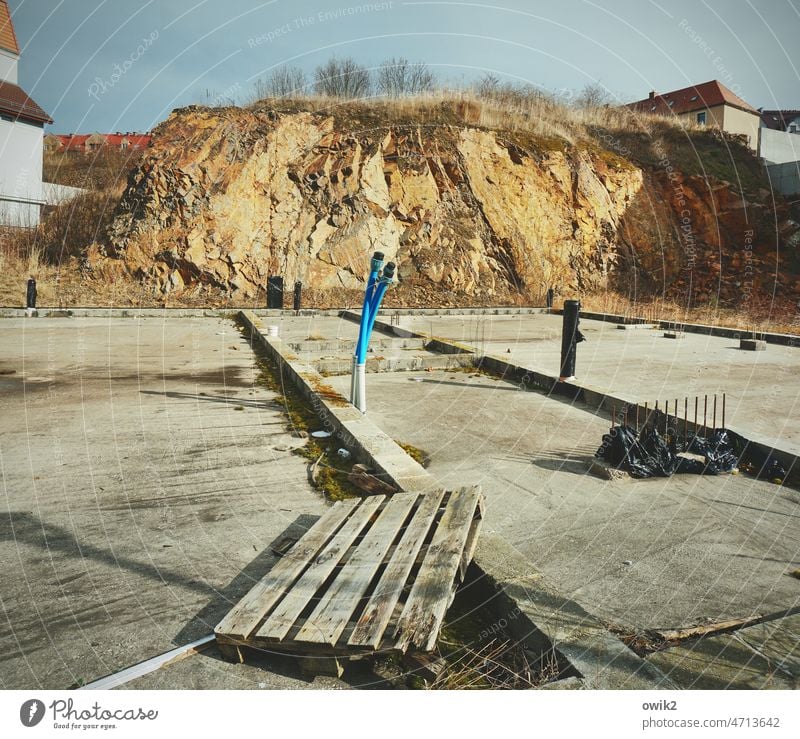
[9,0,800,133]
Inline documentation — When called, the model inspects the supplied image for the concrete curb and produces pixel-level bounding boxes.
[347,313,800,485]
[239,310,437,493]
[1,306,549,319]
[552,308,800,348]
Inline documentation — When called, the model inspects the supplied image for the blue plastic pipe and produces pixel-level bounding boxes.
[361,262,395,359]
[355,252,384,362]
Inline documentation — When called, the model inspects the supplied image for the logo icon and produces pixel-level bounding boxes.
[20,699,45,728]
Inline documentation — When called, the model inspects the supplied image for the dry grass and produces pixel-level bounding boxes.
[429,639,562,689]
[249,87,711,149]
[578,291,800,336]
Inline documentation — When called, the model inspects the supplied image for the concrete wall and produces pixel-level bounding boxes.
[0,116,44,227]
[42,181,84,206]
[765,160,800,197]
[0,48,17,83]
[760,127,800,165]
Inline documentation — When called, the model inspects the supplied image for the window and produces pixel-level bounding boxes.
[697,111,707,125]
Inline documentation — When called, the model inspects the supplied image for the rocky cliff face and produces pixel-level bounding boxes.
[90,103,799,307]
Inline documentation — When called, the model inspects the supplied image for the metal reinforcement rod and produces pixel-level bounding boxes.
[703,395,708,435]
[722,393,726,429]
[713,394,717,430]
[694,397,698,433]
[684,397,688,439]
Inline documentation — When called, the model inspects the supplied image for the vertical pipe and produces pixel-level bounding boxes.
[293,281,302,312]
[559,300,581,380]
[26,278,37,309]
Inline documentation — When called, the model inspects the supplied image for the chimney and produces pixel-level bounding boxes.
[649,91,655,100]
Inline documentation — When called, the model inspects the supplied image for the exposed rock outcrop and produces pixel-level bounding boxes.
[89,102,799,307]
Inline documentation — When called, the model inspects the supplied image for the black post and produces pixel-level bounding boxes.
[26,278,37,309]
[546,287,554,309]
[293,281,302,311]
[559,299,583,380]
[267,276,284,309]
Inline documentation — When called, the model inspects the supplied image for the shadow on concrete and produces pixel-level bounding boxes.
[140,389,270,409]
[0,511,218,598]
[528,450,596,476]
[710,498,800,519]
[173,514,392,688]
[408,377,521,392]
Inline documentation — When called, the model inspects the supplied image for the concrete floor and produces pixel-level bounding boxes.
[0,317,328,689]
[395,314,800,455]
[2,312,798,690]
[326,369,800,633]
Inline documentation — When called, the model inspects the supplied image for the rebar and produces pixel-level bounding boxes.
[703,395,708,435]
[684,397,688,439]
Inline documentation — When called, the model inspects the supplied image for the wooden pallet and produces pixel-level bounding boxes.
[215,487,483,668]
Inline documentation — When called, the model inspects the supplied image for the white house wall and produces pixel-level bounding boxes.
[0,48,17,83]
[0,116,44,227]
[760,127,800,166]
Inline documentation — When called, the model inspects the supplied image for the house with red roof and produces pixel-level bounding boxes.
[0,0,53,227]
[627,80,761,151]
[44,131,151,153]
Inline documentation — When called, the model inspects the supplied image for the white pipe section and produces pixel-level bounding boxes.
[356,362,366,413]
[350,355,358,406]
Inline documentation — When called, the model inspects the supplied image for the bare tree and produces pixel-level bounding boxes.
[254,66,307,99]
[575,81,610,109]
[313,57,371,99]
[377,58,435,97]
[475,73,501,98]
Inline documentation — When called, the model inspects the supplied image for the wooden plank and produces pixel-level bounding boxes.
[214,500,355,640]
[393,486,482,653]
[348,488,446,649]
[655,616,762,642]
[295,492,419,645]
[256,496,385,642]
[458,493,484,580]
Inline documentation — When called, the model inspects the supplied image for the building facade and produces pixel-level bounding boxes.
[627,80,761,151]
[0,0,52,227]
